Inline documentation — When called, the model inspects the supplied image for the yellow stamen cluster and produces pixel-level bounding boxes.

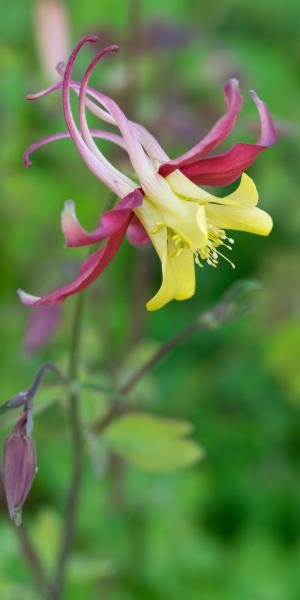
[152,221,235,269]
[150,221,165,235]
[171,233,185,257]
[195,226,235,269]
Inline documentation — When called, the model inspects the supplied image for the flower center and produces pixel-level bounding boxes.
[150,221,235,268]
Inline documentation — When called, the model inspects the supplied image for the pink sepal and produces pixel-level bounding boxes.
[160,90,276,186]
[159,78,243,175]
[18,190,143,306]
[127,216,149,246]
[62,189,143,247]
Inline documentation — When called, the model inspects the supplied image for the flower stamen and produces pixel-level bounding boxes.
[194,226,235,270]
[149,221,165,234]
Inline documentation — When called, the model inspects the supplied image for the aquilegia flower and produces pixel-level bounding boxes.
[20,35,275,311]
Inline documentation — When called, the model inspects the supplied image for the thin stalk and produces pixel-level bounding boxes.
[16,523,54,599]
[0,363,66,416]
[92,313,213,434]
[92,280,257,433]
[118,280,257,396]
[51,292,85,599]
[8,364,66,600]
[119,313,211,395]
[28,363,67,398]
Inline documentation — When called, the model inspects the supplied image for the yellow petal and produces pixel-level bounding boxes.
[147,241,196,311]
[206,204,273,236]
[135,196,196,310]
[196,205,208,241]
[224,173,259,207]
[136,192,208,253]
[166,170,258,208]
[134,197,162,248]
[166,169,212,203]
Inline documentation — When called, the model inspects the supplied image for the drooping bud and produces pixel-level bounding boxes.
[3,413,37,526]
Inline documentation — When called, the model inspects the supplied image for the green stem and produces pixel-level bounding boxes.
[92,280,257,433]
[68,292,85,381]
[119,317,206,396]
[117,280,257,396]
[16,522,57,600]
[51,293,85,599]
[92,313,212,434]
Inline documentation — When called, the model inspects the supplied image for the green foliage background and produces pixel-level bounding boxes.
[0,0,300,598]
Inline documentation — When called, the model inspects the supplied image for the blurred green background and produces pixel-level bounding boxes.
[1,0,300,598]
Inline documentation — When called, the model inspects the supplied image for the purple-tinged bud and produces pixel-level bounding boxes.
[3,413,37,526]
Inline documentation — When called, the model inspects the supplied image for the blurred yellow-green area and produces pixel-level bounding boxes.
[1,0,300,598]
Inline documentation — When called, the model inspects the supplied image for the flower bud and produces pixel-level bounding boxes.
[3,413,37,526]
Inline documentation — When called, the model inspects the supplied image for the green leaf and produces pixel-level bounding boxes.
[104,413,205,472]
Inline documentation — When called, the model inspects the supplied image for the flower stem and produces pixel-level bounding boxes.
[119,280,257,395]
[28,363,67,398]
[51,292,85,599]
[0,363,66,416]
[92,280,258,433]
[92,314,212,434]
[119,317,206,396]
[15,522,54,599]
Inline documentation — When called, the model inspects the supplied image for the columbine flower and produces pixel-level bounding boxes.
[20,35,275,311]
[3,412,37,526]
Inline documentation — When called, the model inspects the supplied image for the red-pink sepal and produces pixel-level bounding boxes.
[159,78,243,176]
[3,413,37,526]
[160,90,276,186]
[18,229,126,306]
[61,189,143,247]
[18,189,143,306]
[127,216,149,246]
[62,200,149,248]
